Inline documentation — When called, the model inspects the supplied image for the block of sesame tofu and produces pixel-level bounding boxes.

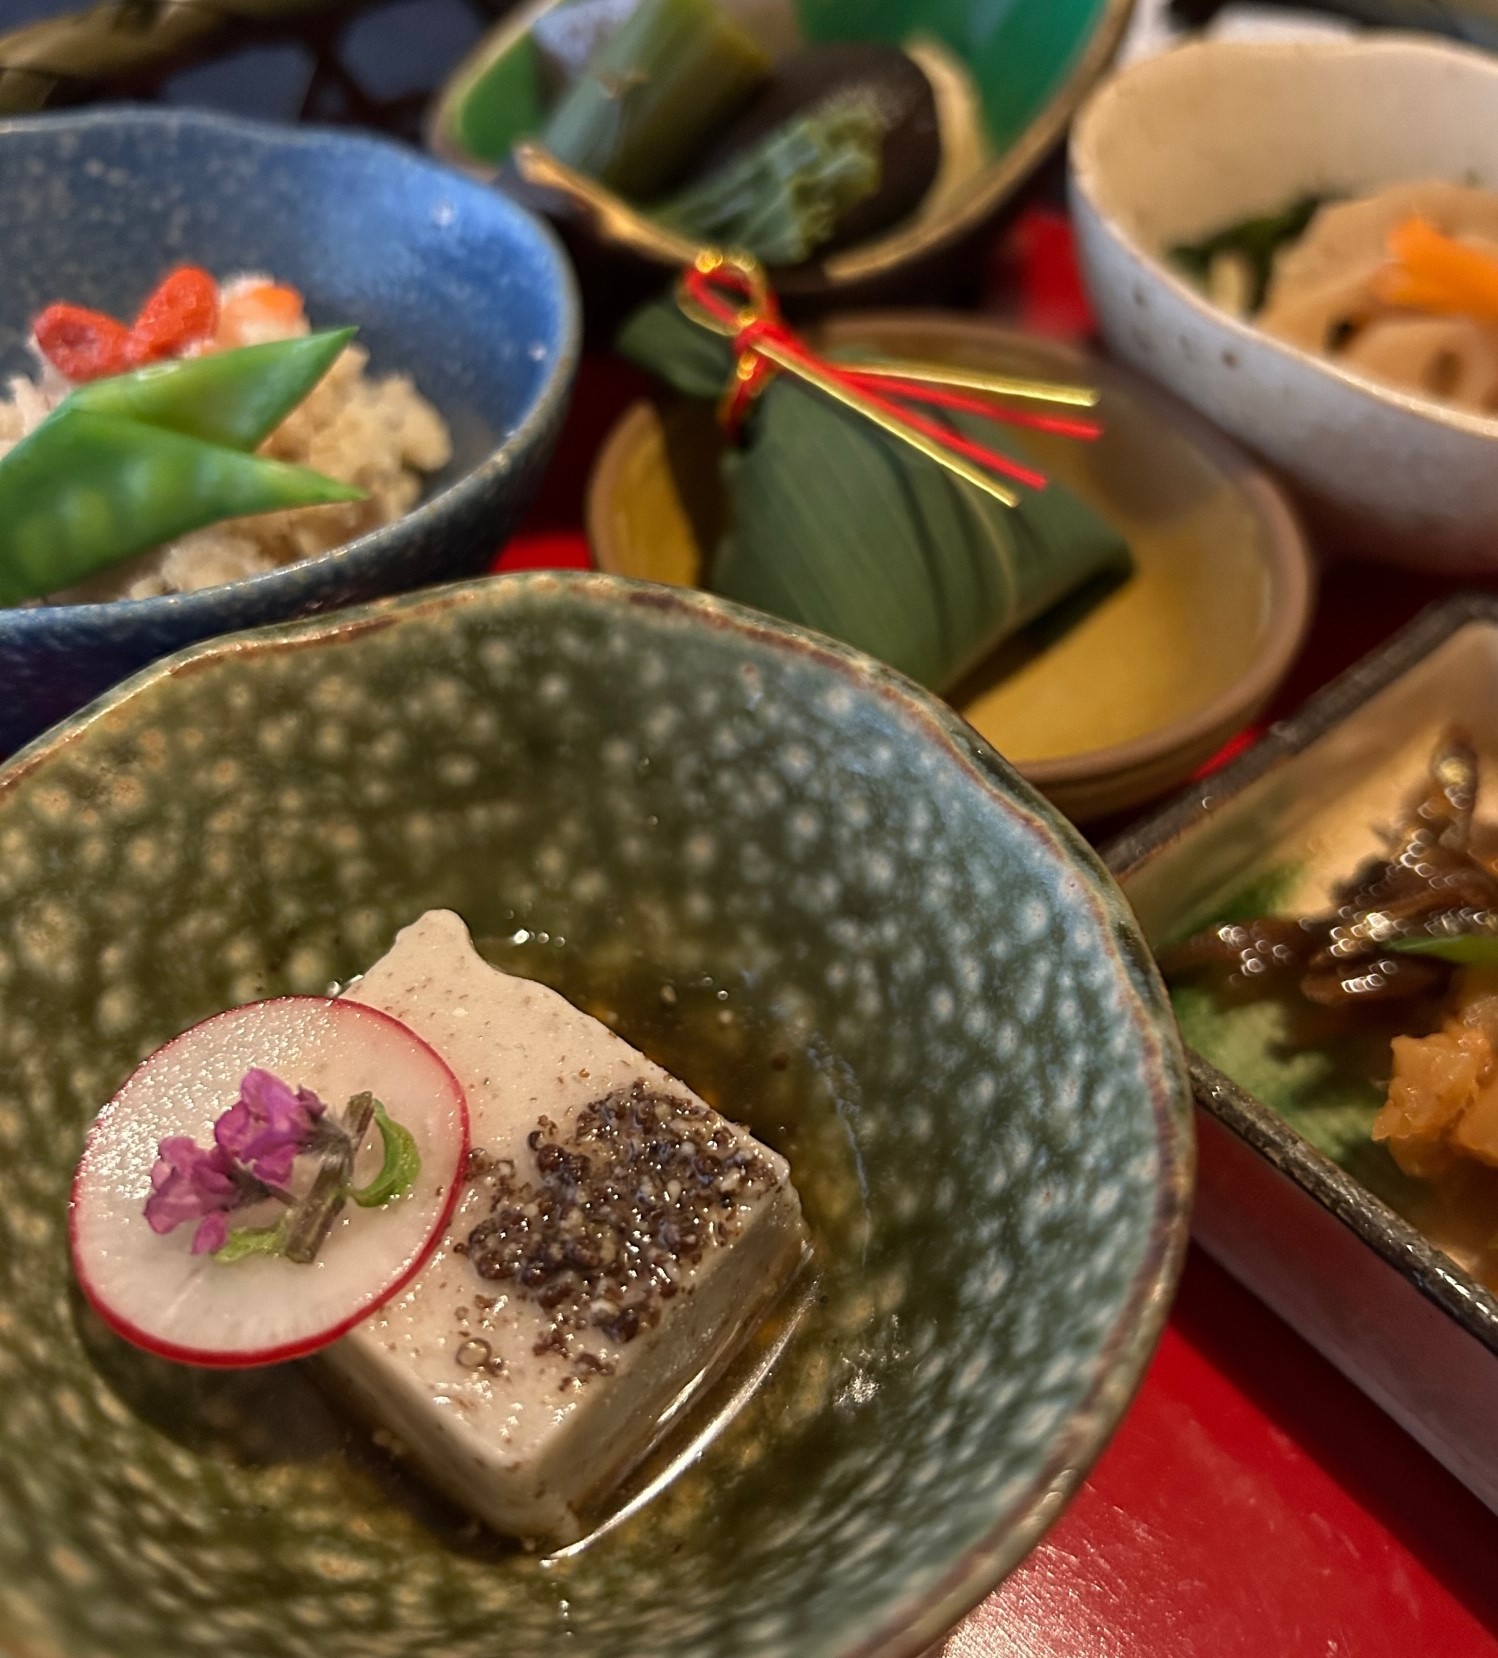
[325,909,808,1545]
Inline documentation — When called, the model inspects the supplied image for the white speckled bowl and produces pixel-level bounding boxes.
[0,573,1191,1658]
[1070,35,1498,572]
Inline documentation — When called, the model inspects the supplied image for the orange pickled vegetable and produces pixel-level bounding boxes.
[33,304,132,382]
[217,283,306,349]
[242,283,302,323]
[1375,1027,1486,1178]
[1374,217,1498,323]
[125,266,220,365]
[1373,968,1498,1178]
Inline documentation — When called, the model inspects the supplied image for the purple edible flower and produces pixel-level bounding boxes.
[145,1136,246,1256]
[188,1210,232,1257]
[214,1067,327,1187]
[142,1068,333,1257]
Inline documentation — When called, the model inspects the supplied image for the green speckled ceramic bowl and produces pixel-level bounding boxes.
[0,573,1190,1658]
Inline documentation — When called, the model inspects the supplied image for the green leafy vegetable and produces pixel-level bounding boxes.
[1387,933,1498,966]
[1157,862,1304,955]
[655,100,883,266]
[214,1222,289,1265]
[1171,195,1328,313]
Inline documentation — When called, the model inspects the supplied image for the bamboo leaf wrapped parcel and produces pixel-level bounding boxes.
[617,299,1131,693]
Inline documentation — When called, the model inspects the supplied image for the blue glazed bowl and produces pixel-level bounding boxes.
[0,108,580,755]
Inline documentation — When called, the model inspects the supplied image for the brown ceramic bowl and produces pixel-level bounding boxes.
[587,312,1314,821]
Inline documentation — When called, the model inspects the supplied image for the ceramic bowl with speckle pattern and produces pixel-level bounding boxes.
[0,573,1191,1658]
[1071,36,1498,573]
[0,108,580,757]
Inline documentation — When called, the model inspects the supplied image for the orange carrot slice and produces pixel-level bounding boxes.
[1374,218,1498,323]
[244,283,303,323]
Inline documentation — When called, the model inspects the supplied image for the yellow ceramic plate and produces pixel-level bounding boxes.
[587,313,1314,821]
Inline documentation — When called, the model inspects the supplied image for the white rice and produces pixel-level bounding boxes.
[0,278,452,604]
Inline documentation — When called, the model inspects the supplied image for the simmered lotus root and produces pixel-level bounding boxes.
[1259,181,1498,412]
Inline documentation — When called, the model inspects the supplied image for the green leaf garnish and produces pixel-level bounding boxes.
[1387,933,1498,966]
[351,1098,421,1208]
[1157,860,1304,957]
[1170,195,1328,313]
[214,1221,289,1264]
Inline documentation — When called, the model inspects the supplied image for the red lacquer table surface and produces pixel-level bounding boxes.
[498,331,1498,1653]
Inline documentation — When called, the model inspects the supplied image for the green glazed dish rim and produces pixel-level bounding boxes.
[3,572,1193,1654]
[424,0,1138,296]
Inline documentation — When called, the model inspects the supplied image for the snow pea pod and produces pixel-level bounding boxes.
[69,328,355,450]
[0,408,362,604]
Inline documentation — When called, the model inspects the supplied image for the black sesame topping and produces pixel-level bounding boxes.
[463,1082,776,1377]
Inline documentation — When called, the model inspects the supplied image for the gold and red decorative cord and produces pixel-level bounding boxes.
[676,251,1103,507]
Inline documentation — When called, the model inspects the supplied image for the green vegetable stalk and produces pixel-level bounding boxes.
[1171,196,1327,313]
[539,0,771,199]
[655,100,884,266]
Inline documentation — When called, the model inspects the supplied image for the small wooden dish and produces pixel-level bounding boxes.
[587,312,1313,821]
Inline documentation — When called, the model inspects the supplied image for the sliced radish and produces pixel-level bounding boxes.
[70,997,468,1369]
